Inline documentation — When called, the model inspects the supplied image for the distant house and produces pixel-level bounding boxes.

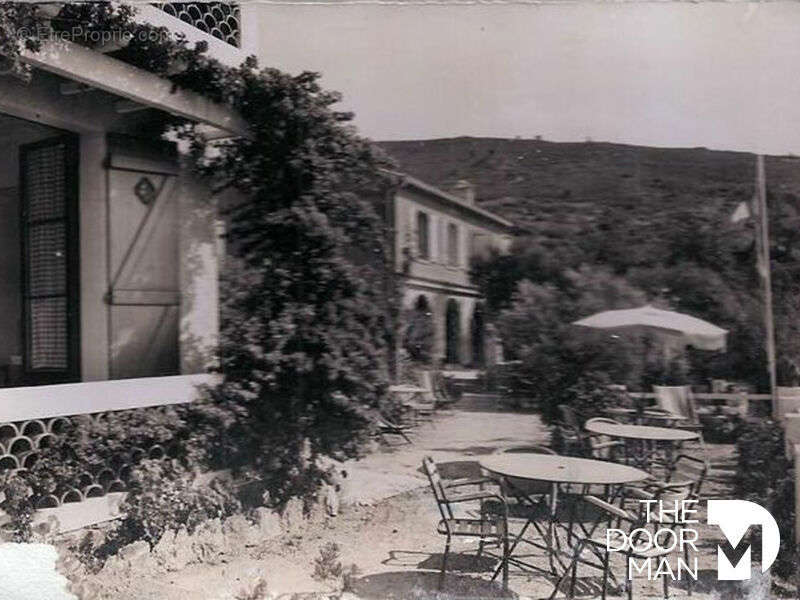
[383,172,515,367]
[0,4,257,414]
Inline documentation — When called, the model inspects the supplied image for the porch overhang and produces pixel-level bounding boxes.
[19,39,248,139]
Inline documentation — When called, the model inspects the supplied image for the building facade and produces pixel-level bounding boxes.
[388,173,515,367]
[0,4,256,411]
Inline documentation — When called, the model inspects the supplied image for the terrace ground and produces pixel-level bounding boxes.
[83,401,777,600]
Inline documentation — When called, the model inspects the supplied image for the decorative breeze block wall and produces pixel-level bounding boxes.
[156,3,241,48]
[0,408,175,510]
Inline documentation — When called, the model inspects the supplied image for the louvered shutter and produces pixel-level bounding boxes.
[20,136,80,383]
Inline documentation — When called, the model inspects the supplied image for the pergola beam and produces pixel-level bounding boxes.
[0,71,124,133]
[60,82,94,96]
[20,39,248,137]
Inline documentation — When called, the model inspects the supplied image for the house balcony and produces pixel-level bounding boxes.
[141,3,259,67]
[154,3,241,49]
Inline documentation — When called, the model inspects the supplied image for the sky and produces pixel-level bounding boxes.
[253,2,800,155]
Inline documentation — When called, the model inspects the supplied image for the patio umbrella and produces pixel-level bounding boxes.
[572,305,728,352]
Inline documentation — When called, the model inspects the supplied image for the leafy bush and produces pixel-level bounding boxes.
[180,65,397,505]
[0,407,203,543]
[0,472,34,542]
[548,371,623,453]
[491,271,649,423]
[563,372,621,421]
[312,542,361,593]
[735,420,795,580]
[109,459,241,549]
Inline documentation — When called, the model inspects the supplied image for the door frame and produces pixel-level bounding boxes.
[19,134,81,384]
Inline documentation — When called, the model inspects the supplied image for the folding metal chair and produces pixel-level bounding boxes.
[549,495,673,600]
[422,456,510,591]
[490,445,562,576]
[622,453,708,595]
[651,386,705,434]
[374,413,413,444]
[583,418,626,461]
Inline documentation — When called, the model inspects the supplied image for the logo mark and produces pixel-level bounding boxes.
[707,500,780,580]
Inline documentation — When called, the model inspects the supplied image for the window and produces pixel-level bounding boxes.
[417,211,430,260]
[447,223,459,266]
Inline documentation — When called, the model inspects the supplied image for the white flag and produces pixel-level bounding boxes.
[731,201,751,223]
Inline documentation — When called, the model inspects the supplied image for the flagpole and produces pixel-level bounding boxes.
[756,155,778,418]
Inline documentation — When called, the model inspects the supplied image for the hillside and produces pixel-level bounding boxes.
[376,137,800,259]
[377,137,800,387]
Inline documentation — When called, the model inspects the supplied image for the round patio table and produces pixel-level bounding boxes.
[480,453,650,485]
[585,421,700,474]
[583,422,698,442]
[479,454,650,582]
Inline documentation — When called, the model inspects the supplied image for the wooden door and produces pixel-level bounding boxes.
[106,138,181,379]
[20,135,80,384]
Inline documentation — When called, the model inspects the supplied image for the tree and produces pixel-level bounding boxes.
[184,68,396,503]
[493,271,649,422]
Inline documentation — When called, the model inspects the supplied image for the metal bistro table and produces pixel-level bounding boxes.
[479,454,651,577]
[584,421,700,472]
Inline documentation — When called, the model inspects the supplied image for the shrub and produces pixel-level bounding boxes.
[0,472,34,542]
[548,371,623,452]
[563,372,621,421]
[312,542,361,593]
[182,65,397,507]
[735,420,795,581]
[494,273,646,423]
[108,459,241,549]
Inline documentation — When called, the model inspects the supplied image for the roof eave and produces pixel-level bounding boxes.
[380,169,516,232]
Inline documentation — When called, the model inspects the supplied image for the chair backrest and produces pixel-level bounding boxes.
[498,445,556,456]
[585,417,621,427]
[574,495,646,544]
[653,385,697,422]
[582,418,622,459]
[422,456,453,521]
[666,454,709,499]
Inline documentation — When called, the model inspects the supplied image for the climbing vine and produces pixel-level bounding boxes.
[0,3,398,505]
